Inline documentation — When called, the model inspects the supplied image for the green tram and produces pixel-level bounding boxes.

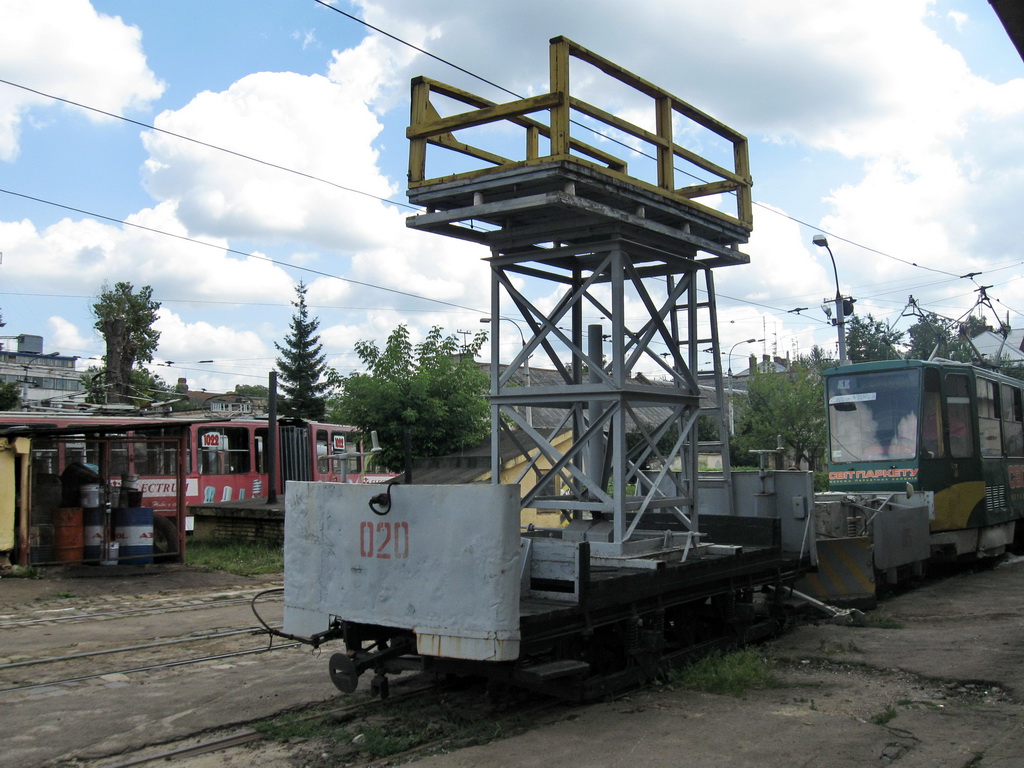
[824,359,1024,562]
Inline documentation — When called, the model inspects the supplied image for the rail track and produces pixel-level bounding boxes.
[0,587,290,696]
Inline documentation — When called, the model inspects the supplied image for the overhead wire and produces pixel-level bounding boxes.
[2,2,1016,359]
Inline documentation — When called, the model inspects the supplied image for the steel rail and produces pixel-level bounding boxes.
[0,641,300,694]
[0,592,282,629]
[0,623,282,670]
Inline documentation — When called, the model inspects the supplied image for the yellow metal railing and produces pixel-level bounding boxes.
[407,36,752,230]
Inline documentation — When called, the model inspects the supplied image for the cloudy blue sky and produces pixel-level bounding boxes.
[1,0,1022,393]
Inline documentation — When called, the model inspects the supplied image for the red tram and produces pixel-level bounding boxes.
[0,414,391,536]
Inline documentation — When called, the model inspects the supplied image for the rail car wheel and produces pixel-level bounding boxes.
[151,513,179,563]
[329,652,360,693]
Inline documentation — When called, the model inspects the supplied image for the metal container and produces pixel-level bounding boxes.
[83,507,105,562]
[54,507,84,562]
[114,507,153,564]
[80,483,102,508]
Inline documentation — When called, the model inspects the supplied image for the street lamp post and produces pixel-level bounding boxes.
[727,338,760,435]
[481,316,531,427]
[812,234,848,365]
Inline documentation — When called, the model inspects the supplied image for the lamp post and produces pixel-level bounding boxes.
[481,316,531,427]
[727,338,760,435]
[812,234,848,365]
[19,351,60,407]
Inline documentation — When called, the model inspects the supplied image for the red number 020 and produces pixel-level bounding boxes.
[359,521,409,559]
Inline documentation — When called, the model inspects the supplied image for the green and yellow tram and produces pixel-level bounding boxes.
[824,359,1024,561]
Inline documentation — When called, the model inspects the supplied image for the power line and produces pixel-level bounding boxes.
[0,77,418,213]
[0,187,486,316]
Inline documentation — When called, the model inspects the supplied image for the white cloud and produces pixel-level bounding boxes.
[141,71,396,251]
[0,0,163,160]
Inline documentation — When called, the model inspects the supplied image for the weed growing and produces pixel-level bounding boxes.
[185,539,283,576]
[871,704,899,725]
[667,648,782,697]
[864,611,903,629]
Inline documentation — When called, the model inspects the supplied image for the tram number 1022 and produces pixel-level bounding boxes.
[359,521,410,560]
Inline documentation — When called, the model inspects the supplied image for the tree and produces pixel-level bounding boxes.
[0,381,20,410]
[329,325,489,472]
[233,383,269,398]
[846,314,905,363]
[92,282,161,404]
[733,358,827,470]
[275,282,329,420]
[81,365,188,411]
[906,312,993,362]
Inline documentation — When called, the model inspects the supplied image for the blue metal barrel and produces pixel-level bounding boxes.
[114,507,153,564]
[83,507,105,562]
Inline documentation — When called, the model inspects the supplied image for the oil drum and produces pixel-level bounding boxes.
[114,507,153,564]
[83,507,105,562]
[54,507,84,562]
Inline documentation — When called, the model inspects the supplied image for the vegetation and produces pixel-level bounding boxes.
[734,356,829,471]
[846,313,905,363]
[667,648,782,697]
[275,282,330,421]
[0,381,20,410]
[905,312,992,362]
[254,688,528,761]
[329,325,489,472]
[185,539,283,576]
[92,282,161,404]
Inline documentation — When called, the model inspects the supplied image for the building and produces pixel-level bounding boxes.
[0,335,83,409]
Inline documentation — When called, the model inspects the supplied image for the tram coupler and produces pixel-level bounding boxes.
[328,636,416,695]
[766,585,866,626]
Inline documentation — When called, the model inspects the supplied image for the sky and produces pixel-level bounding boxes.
[1,0,1023,396]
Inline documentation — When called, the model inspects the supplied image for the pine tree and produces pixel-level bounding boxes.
[275,282,329,420]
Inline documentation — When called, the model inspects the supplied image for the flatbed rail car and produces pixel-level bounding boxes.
[807,359,1024,603]
[283,478,813,701]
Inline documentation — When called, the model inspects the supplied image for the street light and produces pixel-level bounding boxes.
[726,338,762,435]
[812,234,848,365]
[480,316,531,427]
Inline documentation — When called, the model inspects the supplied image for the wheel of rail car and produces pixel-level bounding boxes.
[151,513,179,563]
[328,652,360,693]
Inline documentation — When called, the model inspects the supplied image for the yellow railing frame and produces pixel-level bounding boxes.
[407,36,752,230]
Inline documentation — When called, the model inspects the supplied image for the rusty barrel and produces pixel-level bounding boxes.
[54,507,84,563]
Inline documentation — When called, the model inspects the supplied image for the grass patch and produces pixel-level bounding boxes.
[185,539,283,576]
[667,648,781,697]
[254,689,529,761]
[0,565,40,579]
[871,704,899,725]
[864,611,903,629]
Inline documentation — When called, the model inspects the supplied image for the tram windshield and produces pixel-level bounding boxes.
[827,369,921,463]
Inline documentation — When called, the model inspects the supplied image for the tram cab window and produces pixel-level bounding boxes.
[1001,384,1024,457]
[922,368,944,458]
[946,374,974,459]
[255,428,268,474]
[828,369,920,463]
[198,426,251,474]
[978,378,1002,457]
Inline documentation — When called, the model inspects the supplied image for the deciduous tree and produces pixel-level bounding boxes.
[733,358,827,471]
[329,325,489,472]
[846,314,905,363]
[92,282,161,404]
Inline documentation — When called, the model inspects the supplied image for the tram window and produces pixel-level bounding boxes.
[1001,384,1024,456]
[255,428,268,474]
[978,378,1002,457]
[198,426,251,474]
[827,369,920,462]
[922,368,944,458]
[946,374,974,459]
